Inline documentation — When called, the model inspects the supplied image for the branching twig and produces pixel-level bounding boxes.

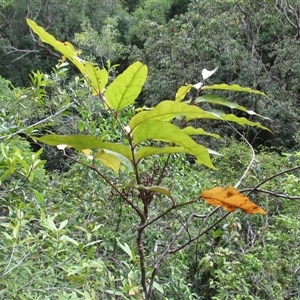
[62,152,146,222]
[241,187,300,203]
[246,165,300,197]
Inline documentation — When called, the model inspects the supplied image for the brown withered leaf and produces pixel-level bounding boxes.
[201,186,267,215]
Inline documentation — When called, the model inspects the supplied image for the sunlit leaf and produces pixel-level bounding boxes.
[102,149,134,171]
[130,100,268,132]
[195,94,268,118]
[129,100,218,129]
[82,63,108,95]
[181,127,220,138]
[36,135,133,160]
[105,62,148,111]
[132,120,215,168]
[202,83,267,97]
[175,84,193,102]
[26,19,108,95]
[209,111,270,131]
[201,186,267,214]
[27,19,80,68]
[94,150,121,174]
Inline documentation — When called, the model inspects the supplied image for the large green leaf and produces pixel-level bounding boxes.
[209,111,271,131]
[195,94,268,118]
[26,19,73,56]
[26,19,108,95]
[36,135,133,161]
[202,83,267,96]
[130,101,268,132]
[129,101,218,129]
[132,120,215,168]
[27,19,82,71]
[105,62,148,111]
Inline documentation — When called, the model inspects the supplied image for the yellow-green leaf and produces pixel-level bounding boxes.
[195,94,268,118]
[210,111,271,131]
[202,83,267,97]
[35,135,133,161]
[132,120,215,168]
[82,63,108,95]
[181,127,220,138]
[105,62,148,111]
[94,151,121,174]
[27,19,108,95]
[129,100,217,129]
[175,84,193,102]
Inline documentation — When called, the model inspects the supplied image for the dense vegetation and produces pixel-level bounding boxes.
[1,0,300,299]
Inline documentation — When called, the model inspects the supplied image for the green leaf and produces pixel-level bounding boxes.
[33,189,44,204]
[27,19,79,65]
[94,150,121,174]
[153,281,164,294]
[129,100,218,129]
[130,101,269,132]
[135,146,185,161]
[132,120,215,168]
[59,219,68,231]
[26,19,108,94]
[117,240,135,261]
[102,149,134,171]
[212,229,224,238]
[135,184,171,196]
[195,94,268,118]
[0,143,9,159]
[82,62,108,95]
[35,135,133,161]
[105,62,148,111]
[175,84,193,102]
[181,127,220,138]
[202,83,267,97]
[0,166,16,182]
[210,111,271,131]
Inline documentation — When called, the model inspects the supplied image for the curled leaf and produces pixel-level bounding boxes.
[202,66,218,80]
[200,186,267,215]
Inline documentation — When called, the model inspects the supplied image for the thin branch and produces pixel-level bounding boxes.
[141,197,198,230]
[6,47,40,62]
[0,104,72,140]
[241,187,300,204]
[62,152,146,222]
[227,123,256,189]
[170,211,230,254]
[147,210,229,297]
[155,153,171,186]
[246,165,300,197]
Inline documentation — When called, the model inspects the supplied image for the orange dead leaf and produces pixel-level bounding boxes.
[200,186,267,215]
